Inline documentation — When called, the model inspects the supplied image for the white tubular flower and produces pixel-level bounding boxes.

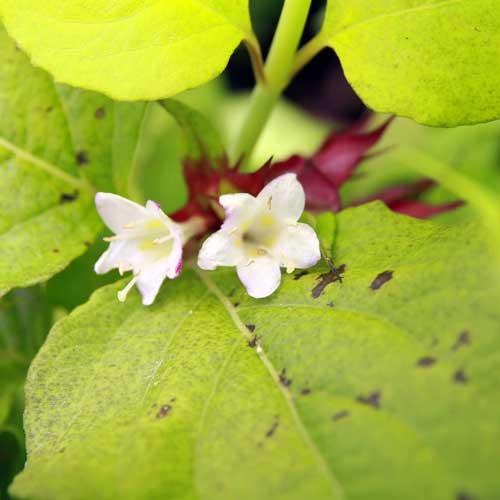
[198,173,321,298]
[94,193,201,306]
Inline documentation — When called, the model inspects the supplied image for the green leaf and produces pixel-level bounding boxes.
[318,1,500,126]
[159,99,226,166]
[11,203,500,500]
[0,1,256,100]
[0,25,146,296]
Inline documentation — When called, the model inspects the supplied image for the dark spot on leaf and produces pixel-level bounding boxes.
[46,106,53,113]
[369,270,393,290]
[301,388,311,395]
[456,491,476,500]
[151,403,157,408]
[453,369,468,384]
[246,324,255,333]
[52,248,60,253]
[228,288,235,297]
[84,241,92,247]
[233,302,240,308]
[75,150,89,165]
[417,356,437,367]
[326,301,334,307]
[247,335,260,348]
[155,404,172,419]
[293,270,308,280]
[311,264,345,298]
[265,420,279,438]
[59,447,65,453]
[332,410,349,421]
[59,190,79,203]
[170,397,176,402]
[279,368,292,387]
[94,107,106,119]
[452,330,471,351]
[357,391,380,409]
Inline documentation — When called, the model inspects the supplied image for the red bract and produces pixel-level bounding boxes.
[351,179,463,218]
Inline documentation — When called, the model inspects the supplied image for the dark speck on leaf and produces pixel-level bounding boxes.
[265,420,279,438]
[326,301,334,308]
[84,241,92,247]
[46,106,53,113]
[369,270,393,290]
[247,336,259,348]
[417,356,437,367]
[59,447,65,453]
[452,330,471,351]
[52,248,60,253]
[293,270,308,280]
[228,288,235,297]
[75,150,89,166]
[357,391,380,409]
[233,302,240,308]
[311,264,345,298]
[246,324,256,333]
[155,404,172,419]
[59,190,79,204]
[454,369,468,384]
[279,368,292,387]
[94,107,106,119]
[332,410,349,421]
[301,388,311,395]
[456,491,476,500]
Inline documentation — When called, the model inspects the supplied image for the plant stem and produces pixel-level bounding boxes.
[231,0,312,167]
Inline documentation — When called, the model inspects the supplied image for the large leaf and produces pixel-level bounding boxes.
[318,0,500,126]
[0,25,147,296]
[0,1,256,100]
[11,203,500,500]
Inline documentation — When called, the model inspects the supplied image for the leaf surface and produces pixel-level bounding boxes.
[320,0,500,125]
[11,203,500,500]
[0,0,255,100]
[0,25,146,296]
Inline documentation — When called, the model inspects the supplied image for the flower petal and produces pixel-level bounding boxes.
[198,231,243,270]
[95,192,148,234]
[94,239,138,274]
[136,244,182,306]
[219,193,258,231]
[274,223,321,270]
[257,173,305,222]
[237,256,281,299]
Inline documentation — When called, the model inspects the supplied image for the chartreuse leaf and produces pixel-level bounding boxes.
[314,1,500,125]
[11,203,500,500]
[0,25,147,296]
[0,0,257,100]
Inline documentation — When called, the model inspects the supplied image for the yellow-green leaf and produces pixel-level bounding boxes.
[319,0,500,125]
[0,0,255,100]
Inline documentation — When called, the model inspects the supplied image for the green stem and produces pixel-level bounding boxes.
[231,0,312,167]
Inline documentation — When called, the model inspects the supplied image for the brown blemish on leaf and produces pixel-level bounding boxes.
[84,241,92,247]
[452,330,471,351]
[301,388,311,395]
[52,248,60,253]
[332,410,349,421]
[456,491,476,500]
[369,270,393,290]
[311,264,345,298]
[293,270,308,280]
[58,447,65,453]
[247,336,260,348]
[75,150,89,166]
[246,324,256,333]
[46,106,53,113]
[265,420,279,438]
[417,356,437,367]
[233,302,240,308]
[155,404,172,419]
[94,107,106,119]
[453,369,468,384]
[279,368,292,387]
[326,301,334,307]
[356,391,380,409]
[59,190,79,204]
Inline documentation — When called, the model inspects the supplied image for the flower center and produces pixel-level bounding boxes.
[240,212,280,257]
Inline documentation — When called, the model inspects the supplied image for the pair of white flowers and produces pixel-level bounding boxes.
[95,174,320,305]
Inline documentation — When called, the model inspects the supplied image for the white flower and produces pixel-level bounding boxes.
[94,193,201,306]
[198,173,321,298]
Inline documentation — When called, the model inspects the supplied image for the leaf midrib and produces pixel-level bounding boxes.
[193,267,345,500]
